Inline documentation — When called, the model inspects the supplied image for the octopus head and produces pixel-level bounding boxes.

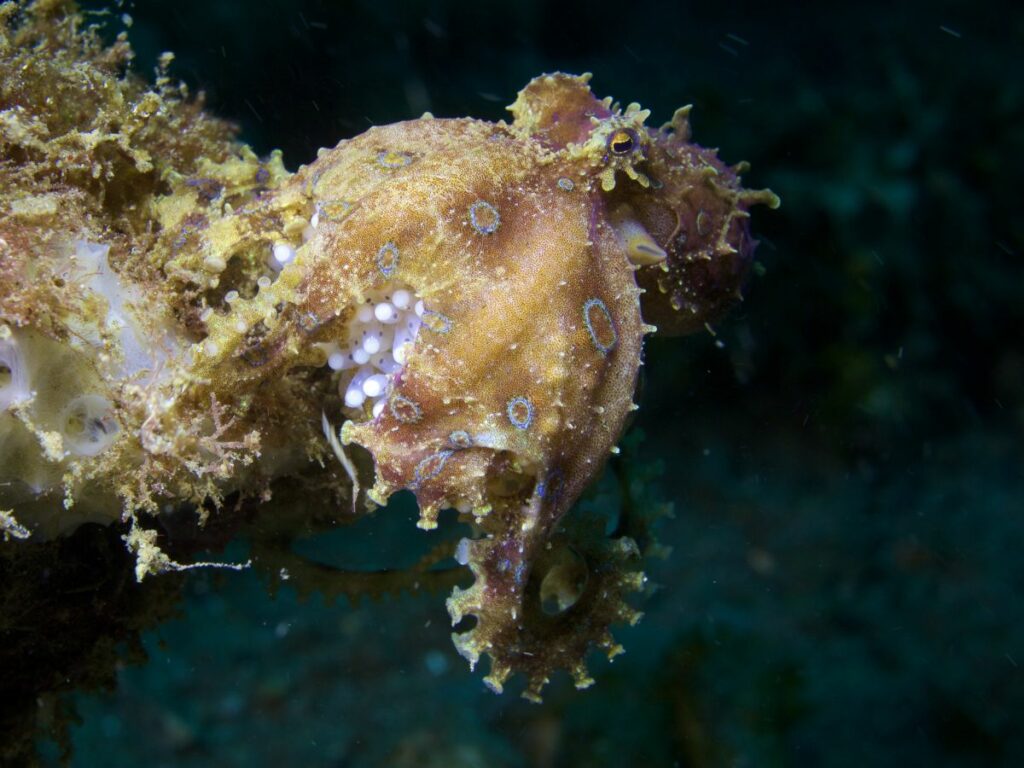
[510,72,781,336]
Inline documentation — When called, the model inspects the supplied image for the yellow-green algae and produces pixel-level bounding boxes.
[0,0,340,560]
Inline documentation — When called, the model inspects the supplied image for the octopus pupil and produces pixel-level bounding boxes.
[610,130,635,154]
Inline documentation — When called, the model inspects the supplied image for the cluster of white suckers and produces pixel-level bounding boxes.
[320,286,425,417]
[271,227,426,419]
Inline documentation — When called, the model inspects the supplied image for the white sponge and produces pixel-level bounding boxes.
[59,394,120,456]
[0,331,31,411]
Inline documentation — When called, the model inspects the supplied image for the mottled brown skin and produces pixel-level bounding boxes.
[290,113,648,700]
[320,118,645,528]
[190,73,775,697]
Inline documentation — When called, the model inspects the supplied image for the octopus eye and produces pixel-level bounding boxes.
[608,128,637,155]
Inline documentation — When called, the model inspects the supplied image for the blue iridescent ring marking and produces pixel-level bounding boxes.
[318,200,352,221]
[468,200,500,234]
[506,396,534,430]
[376,150,413,168]
[583,297,617,355]
[414,450,453,485]
[389,394,422,424]
[448,430,473,449]
[376,242,399,277]
[557,177,574,191]
[421,309,452,334]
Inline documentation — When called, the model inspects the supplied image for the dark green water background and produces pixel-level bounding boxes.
[56,1,1023,765]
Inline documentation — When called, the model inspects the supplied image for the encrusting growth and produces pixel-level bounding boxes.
[0,1,778,700]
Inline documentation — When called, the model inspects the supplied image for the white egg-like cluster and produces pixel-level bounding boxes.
[321,285,425,419]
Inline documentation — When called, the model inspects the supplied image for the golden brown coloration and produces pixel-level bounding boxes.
[1,3,776,699]
[212,72,776,697]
